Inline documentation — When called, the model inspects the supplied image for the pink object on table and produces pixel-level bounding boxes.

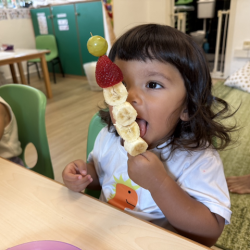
[1,44,14,51]
[7,240,81,250]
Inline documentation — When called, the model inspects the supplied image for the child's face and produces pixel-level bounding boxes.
[109,59,188,149]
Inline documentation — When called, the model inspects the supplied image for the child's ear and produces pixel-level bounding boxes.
[180,107,189,121]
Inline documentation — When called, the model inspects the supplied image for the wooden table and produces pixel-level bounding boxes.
[0,158,210,250]
[0,49,53,99]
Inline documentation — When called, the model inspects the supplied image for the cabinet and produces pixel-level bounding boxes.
[30,1,105,76]
[51,4,83,75]
[76,1,105,65]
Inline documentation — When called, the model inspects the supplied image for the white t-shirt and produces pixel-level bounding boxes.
[0,97,22,158]
[88,127,231,230]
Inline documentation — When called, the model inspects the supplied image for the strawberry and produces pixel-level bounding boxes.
[95,55,123,88]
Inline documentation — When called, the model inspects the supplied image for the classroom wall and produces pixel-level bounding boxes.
[224,0,250,78]
[0,17,36,80]
[113,0,174,38]
[113,0,250,79]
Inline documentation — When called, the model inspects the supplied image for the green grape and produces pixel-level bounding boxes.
[87,35,108,57]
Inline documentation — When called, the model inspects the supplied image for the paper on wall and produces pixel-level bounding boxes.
[58,18,69,31]
[58,25,69,31]
[57,13,67,18]
[57,19,68,25]
[37,12,48,35]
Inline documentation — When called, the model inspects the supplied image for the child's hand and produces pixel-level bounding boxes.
[127,151,167,191]
[62,159,93,192]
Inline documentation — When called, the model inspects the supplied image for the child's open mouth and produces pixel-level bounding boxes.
[136,118,148,138]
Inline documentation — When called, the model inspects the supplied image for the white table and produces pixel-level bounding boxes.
[0,49,53,98]
[0,158,210,250]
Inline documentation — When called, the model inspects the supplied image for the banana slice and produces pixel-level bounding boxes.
[115,122,140,143]
[124,137,148,156]
[103,82,128,106]
[112,102,137,126]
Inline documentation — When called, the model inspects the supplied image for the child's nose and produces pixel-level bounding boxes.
[126,86,142,106]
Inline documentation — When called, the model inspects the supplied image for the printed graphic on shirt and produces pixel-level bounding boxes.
[107,175,140,210]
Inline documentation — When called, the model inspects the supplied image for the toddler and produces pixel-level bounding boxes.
[0,96,23,166]
[63,24,236,247]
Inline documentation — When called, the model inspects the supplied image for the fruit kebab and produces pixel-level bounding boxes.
[87,34,148,156]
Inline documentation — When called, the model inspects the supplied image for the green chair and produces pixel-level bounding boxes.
[175,0,193,5]
[0,84,54,179]
[27,35,64,84]
[85,112,106,199]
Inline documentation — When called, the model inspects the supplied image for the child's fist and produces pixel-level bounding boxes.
[127,151,167,191]
[62,159,93,192]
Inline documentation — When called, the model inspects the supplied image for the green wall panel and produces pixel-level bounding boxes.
[51,4,83,76]
[30,8,54,36]
[30,1,105,77]
[76,1,105,65]
[30,8,55,74]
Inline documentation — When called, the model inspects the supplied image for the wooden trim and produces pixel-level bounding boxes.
[62,74,87,79]
[37,0,101,7]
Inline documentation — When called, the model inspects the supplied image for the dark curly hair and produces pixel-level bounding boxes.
[99,24,237,156]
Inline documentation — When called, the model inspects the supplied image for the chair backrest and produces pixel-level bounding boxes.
[85,112,106,198]
[36,35,58,61]
[0,84,54,179]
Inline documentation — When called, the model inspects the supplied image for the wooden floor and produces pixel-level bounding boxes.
[24,74,104,184]
[23,74,222,184]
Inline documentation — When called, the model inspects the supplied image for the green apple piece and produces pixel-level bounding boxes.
[87,35,108,57]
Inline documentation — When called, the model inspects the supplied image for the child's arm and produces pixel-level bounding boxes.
[0,102,10,139]
[127,151,224,247]
[62,159,101,192]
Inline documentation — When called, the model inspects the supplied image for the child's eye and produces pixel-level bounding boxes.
[147,81,162,89]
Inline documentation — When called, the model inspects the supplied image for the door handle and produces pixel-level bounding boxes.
[75,12,80,16]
